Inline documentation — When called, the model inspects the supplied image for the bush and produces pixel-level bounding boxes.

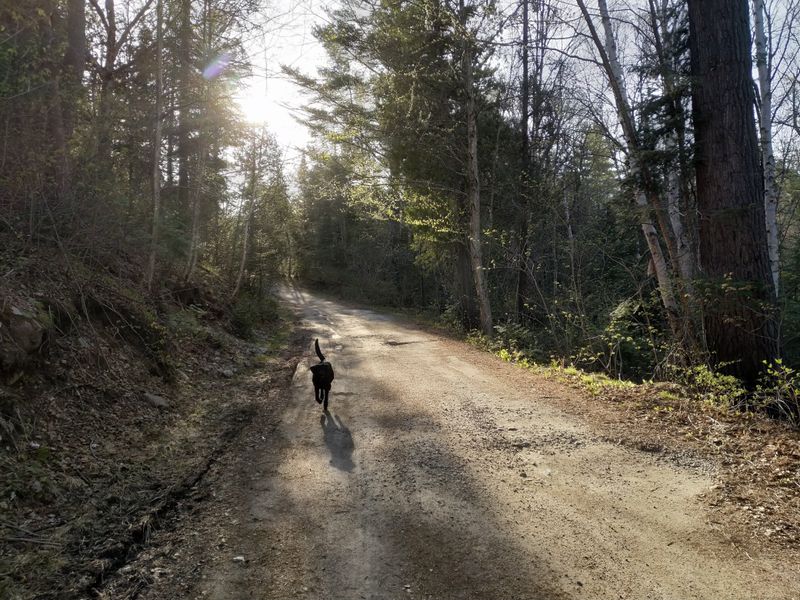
[666,363,747,408]
[230,292,280,339]
[755,360,800,426]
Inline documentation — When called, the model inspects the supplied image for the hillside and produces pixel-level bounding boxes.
[0,242,302,598]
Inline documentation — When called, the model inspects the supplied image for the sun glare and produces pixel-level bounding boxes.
[237,85,271,125]
[235,79,310,154]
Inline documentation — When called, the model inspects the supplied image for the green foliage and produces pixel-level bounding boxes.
[755,360,800,426]
[291,0,509,324]
[492,322,541,360]
[295,146,431,308]
[666,364,747,408]
[230,292,279,339]
[571,292,667,381]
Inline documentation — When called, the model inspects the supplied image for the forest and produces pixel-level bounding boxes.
[2,0,800,596]
[292,0,800,396]
[3,0,800,396]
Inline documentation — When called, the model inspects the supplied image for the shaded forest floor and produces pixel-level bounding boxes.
[0,245,305,599]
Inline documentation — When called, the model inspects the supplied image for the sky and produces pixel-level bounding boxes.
[234,1,333,166]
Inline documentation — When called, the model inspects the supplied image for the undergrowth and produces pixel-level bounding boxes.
[0,243,294,598]
[230,292,280,339]
[468,330,800,428]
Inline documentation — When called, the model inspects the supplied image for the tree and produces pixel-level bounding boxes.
[231,129,265,299]
[288,0,501,332]
[688,0,779,381]
[576,0,683,340]
[459,0,493,336]
[754,0,780,296]
[145,0,163,290]
[87,0,156,164]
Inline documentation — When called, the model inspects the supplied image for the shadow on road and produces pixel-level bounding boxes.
[320,412,355,472]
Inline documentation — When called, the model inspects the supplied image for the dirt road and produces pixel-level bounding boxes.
[135,289,797,600]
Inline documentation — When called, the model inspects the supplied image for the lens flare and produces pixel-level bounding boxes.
[203,53,232,80]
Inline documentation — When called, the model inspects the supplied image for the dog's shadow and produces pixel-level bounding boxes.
[320,412,355,472]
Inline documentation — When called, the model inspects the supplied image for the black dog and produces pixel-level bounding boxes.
[309,339,334,411]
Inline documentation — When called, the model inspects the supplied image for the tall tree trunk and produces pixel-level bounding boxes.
[753,0,780,296]
[455,240,479,328]
[688,0,778,382]
[521,0,529,166]
[177,0,192,208]
[647,0,704,354]
[49,79,71,205]
[64,0,85,138]
[665,146,695,286]
[563,187,583,320]
[97,76,115,164]
[577,0,682,337]
[146,0,163,291]
[515,0,531,323]
[232,134,260,299]
[647,0,696,288]
[231,198,254,300]
[47,4,80,209]
[96,0,117,164]
[167,90,175,186]
[183,144,206,283]
[635,190,680,323]
[460,0,493,336]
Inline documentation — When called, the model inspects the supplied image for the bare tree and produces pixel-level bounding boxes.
[87,0,156,162]
[576,0,681,338]
[754,0,780,296]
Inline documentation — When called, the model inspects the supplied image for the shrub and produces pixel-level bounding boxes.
[230,292,280,339]
[666,363,747,408]
[755,360,800,426]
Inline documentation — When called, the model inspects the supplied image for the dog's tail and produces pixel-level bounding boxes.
[314,338,325,362]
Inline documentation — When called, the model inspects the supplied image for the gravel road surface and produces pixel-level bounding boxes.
[139,288,797,600]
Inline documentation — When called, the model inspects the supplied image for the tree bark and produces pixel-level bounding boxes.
[753,0,780,296]
[577,0,682,337]
[521,0,529,166]
[665,149,695,286]
[647,0,696,288]
[90,0,154,165]
[64,0,85,137]
[232,133,260,299]
[460,0,493,337]
[177,0,192,208]
[515,0,531,323]
[96,0,117,163]
[688,0,778,381]
[231,197,254,300]
[49,79,71,205]
[455,240,479,328]
[183,143,206,283]
[146,0,164,291]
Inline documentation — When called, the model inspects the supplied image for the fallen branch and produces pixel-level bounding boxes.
[2,536,61,547]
